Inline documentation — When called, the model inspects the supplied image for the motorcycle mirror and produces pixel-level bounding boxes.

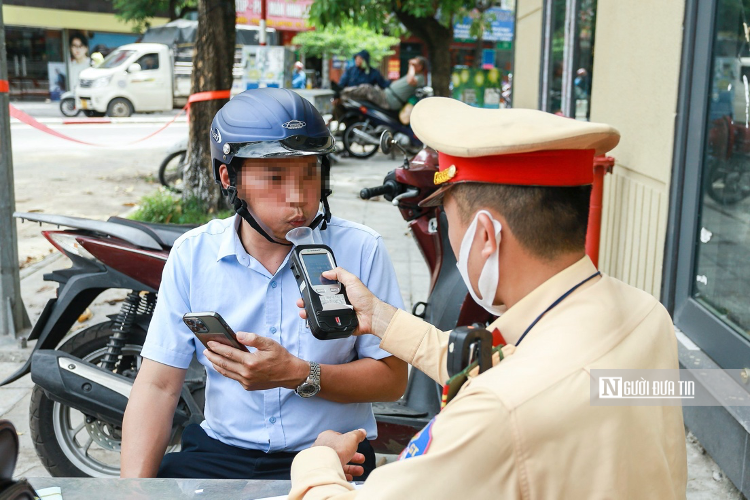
[380,131,394,155]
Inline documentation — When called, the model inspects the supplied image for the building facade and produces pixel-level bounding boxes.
[2,0,165,100]
[513,0,750,494]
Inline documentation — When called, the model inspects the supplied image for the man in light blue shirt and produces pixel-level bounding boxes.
[121,89,407,481]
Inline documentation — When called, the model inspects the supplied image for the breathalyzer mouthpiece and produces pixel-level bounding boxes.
[286,227,318,246]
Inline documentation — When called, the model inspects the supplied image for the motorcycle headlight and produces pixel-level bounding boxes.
[91,76,112,88]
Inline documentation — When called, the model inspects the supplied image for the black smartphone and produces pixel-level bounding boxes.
[182,312,248,352]
[289,244,358,340]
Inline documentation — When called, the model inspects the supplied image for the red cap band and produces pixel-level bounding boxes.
[436,149,596,187]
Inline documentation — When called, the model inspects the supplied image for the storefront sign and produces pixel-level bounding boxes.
[387,59,401,79]
[454,8,514,43]
[236,0,314,31]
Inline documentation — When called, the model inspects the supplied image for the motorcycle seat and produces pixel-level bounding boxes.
[345,98,401,119]
[108,217,197,249]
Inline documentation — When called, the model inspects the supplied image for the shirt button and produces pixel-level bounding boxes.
[269,417,276,424]
[270,327,277,334]
[271,281,277,288]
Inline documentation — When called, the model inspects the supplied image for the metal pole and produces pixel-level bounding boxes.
[561,0,580,118]
[0,0,31,340]
[259,0,267,46]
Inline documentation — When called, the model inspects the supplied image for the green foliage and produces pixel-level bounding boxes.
[129,189,233,225]
[110,0,197,32]
[292,24,400,63]
[307,0,476,34]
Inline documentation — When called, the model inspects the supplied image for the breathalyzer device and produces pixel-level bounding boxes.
[287,228,358,340]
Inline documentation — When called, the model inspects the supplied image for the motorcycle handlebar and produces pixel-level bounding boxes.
[360,180,400,200]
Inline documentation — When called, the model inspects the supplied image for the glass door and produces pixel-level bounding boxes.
[670,0,750,372]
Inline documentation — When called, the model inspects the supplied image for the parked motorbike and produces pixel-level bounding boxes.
[59,92,80,118]
[1,214,204,477]
[159,138,188,192]
[362,132,493,452]
[3,140,488,474]
[338,87,433,159]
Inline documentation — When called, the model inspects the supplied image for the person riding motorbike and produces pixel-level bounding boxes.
[120,88,407,480]
[340,57,427,112]
[337,50,390,90]
[288,99,688,499]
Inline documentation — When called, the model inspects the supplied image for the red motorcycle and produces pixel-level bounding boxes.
[1,141,487,476]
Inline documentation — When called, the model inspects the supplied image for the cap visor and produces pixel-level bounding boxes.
[418,185,452,207]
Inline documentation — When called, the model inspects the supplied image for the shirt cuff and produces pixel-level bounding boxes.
[289,447,353,499]
[379,309,431,365]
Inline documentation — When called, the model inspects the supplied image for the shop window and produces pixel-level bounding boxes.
[694,0,750,339]
[5,27,63,99]
[540,0,596,120]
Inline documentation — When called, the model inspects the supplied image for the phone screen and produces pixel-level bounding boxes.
[302,253,337,286]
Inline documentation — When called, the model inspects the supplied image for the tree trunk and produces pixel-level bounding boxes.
[183,0,236,213]
[395,11,453,97]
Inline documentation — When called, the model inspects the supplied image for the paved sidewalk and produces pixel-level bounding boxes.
[0,152,742,498]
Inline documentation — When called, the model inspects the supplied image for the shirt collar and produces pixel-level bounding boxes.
[216,213,327,275]
[216,214,242,262]
[490,255,600,346]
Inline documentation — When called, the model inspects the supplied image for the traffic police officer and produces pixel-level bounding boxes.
[287,98,688,499]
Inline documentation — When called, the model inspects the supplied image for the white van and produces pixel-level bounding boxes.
[75,43,173,117]
[74,20,279,117]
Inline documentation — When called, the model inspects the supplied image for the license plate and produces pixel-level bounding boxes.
[80,99,89,110]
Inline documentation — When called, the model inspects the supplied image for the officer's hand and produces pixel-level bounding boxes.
[296,266,396,337]
[204,332,309,391]
[313,429,367,481]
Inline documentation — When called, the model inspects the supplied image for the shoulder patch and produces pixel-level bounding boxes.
[398,416,436,460]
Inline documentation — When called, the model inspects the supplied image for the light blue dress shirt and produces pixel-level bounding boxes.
[141,214,404,452]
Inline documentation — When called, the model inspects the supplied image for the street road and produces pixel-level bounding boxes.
[11,122,188,264]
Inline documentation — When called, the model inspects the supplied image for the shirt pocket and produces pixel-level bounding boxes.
[298,317,357,365]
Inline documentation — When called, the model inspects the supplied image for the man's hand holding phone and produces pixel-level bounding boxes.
[202,331,310,391]
[296,266,397,339]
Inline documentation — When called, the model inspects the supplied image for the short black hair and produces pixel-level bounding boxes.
[451,183,591,261]
[69,32,88,49]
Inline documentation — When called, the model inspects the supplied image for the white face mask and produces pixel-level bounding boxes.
[456,210,506,316]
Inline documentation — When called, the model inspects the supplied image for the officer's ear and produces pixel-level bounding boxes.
[219,164,230,190]
[476,212,500,260]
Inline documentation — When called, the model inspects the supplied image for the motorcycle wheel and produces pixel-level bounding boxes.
[342,121,380,159]
[59,98,79,117]
[28,321,170,477]
[158,150,187,193]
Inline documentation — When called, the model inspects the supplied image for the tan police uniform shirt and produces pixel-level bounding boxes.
[290,256,688,499]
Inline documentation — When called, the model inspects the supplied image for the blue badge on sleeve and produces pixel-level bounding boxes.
[398,416,436,460]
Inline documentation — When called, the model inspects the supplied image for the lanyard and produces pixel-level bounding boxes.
[514,271,601,347]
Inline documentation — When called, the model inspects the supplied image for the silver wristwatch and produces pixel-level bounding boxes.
[295,361,321,398]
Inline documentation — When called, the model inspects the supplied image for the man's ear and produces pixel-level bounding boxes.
[476,212,499,260]
[219,164,230,189]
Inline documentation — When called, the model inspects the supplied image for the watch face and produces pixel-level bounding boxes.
[297,382,320,398]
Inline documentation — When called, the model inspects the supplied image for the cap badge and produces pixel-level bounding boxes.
[211,127,221,143]
[434,165,457,185]
[282,120,306,130]
[222,143,231,155]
